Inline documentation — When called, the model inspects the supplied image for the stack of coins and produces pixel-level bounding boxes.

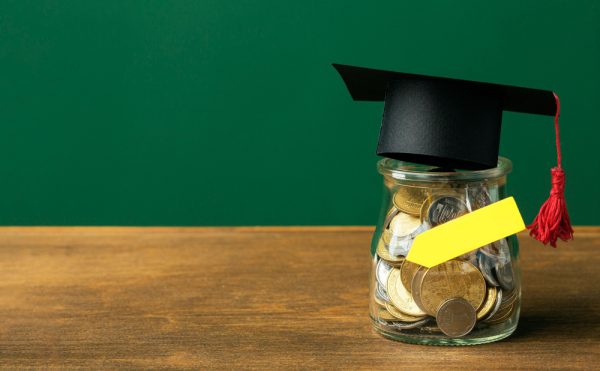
[372,182,517,338]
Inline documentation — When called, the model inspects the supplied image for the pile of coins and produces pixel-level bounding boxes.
[372,182,518,338]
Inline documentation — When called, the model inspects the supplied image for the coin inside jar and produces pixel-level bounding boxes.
[410,266,428,312]
[385,302,427,322]
[436,297,477,337]
[495,260,515,291]
[476,286,498,320]
[387,268,427,317]
[481,288,503,321]
[383,207,400,229]
[393,185,429,216]
[419,260,486,316]
[426,196,468,227]
[466,184,492,211]
[400,260,421,294]
[389,212,422,237]
[376,259,393,288]
[375,306,398,322]
[376,282,390,304]
[477,252,500,287]
[376,238,404,264]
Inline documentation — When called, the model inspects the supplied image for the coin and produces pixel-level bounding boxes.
[400,260,421,294]
[376,282,390,304]
[410,266,428,312]
[385,302,427,322]
[376,238,404,264]
[466,184,492,211]
[386,222,429,257]
[387,268,427,317]
[419,325,443,334]
[459,250,478,266]
[393,185,430,216]
[375,305,398,321]
[374,292,387,307]
[476,286,498,320]
[427,196,468,226]
[389,212,422,237]
[390,317,431,330]
[499,288,518,310]
[495,260,515,291]
[481,288,503,321]
[484,303,514,325]
[493,238,512,266]
[419,196,432,223]
[436,297,477,337]
[477,252,500,287]
[419,260,486,316]
[376,259,393,288]
[383,207,400,230]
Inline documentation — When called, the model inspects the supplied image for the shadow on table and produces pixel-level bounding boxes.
[513,294,600,341]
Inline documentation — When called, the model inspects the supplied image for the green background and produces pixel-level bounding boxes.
[0,0,598,226]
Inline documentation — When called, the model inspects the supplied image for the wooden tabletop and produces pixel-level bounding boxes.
[0,227,598,369]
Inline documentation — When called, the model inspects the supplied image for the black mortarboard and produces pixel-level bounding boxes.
[333,63,557,170]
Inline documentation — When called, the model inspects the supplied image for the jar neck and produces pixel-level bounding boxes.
[378,157,512,184]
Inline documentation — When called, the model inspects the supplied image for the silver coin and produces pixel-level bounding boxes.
[482,289,503,321]
[390,317,431,330]
[466,185,492,211]
[459,250,478,265]
[477,251,500,287]
[479,240,510,267]
[493,238,511,266]
[495,260,515,291]
[376,259,393,288]
[427,196,468,226]
[388,222,430,256]
[376,282,390,303]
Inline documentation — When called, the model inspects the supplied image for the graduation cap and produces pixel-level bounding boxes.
[333,63,557,170]
[333,63,573,246]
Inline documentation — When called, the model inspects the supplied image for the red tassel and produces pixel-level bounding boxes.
[527,92,574,247]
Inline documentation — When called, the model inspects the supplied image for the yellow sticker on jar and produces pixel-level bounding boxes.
[406,197,526,268]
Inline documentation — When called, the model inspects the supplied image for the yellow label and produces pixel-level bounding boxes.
[406,197,526,268]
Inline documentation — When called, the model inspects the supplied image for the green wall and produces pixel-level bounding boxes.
[0,0,598,225]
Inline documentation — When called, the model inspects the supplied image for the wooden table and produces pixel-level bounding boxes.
[0,227,598,369]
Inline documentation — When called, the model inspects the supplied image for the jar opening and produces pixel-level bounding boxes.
[377,157,512,182]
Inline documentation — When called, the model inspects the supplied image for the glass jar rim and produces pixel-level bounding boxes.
[377,156,512,182]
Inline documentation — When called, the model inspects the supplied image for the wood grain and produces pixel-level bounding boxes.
[0,227,598,369]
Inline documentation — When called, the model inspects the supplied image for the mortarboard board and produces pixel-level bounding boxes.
[333,63,556,170]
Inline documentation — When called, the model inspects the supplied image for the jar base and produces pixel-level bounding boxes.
[371,316,518,346]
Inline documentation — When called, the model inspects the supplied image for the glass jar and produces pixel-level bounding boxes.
[369,157,520,345]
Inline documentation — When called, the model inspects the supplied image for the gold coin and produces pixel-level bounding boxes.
[387,268,427,317]
[393,185,429,216]
[419,260,486,316]
[400,260,421,294]
[410,266,428,314]
[484,303,515,324]
[383,207,400,229]
[384,302,427,322]
[476,286,498,320]
[374,291,387,307]
[374,305,397,321]
[419,196,433,223]
[436,297,477,337]
[501,288,519,308]
[376,238,404,264]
